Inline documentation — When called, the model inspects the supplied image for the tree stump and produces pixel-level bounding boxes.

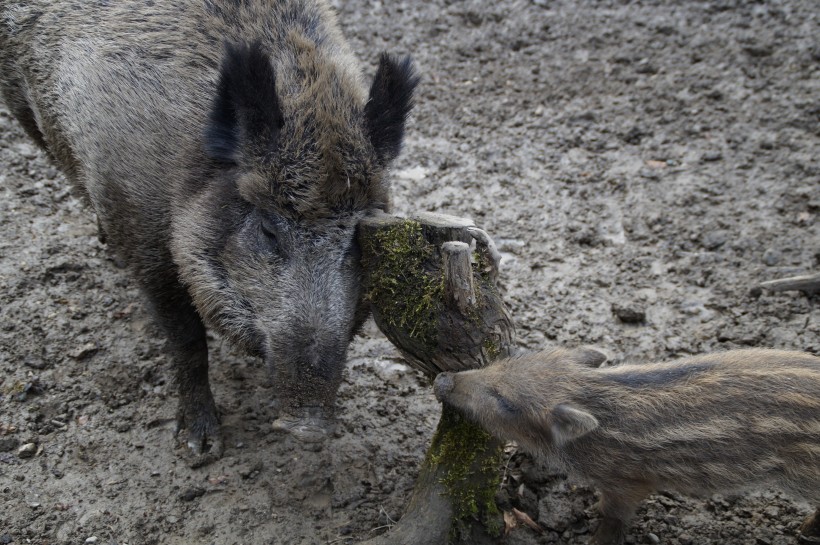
[357,211,516,544]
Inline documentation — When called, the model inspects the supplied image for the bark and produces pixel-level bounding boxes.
[357,210,516,544]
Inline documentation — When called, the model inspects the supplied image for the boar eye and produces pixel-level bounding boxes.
[259,220,280,251]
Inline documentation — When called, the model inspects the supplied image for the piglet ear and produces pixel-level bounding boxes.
[550,403,598,446]
[205,41,284,165]
[365,53,420,164]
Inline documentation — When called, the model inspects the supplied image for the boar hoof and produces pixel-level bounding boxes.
[799,509,820,543]
[591,517,627,545]
[175,404,223,464]
[271,407,333,443]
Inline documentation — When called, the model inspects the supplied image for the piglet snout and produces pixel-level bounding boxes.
[433,372,455,402]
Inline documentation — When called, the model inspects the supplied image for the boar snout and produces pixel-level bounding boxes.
[434,373,455,402]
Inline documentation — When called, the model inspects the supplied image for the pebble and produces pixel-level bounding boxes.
[180,487,206,502]
[612,302,646,324]
[23,355,48,370]
[701,230,729,250]
[17,442,37,459]
[85,537,98,544]
[762,248,780,266]
[647,533,660,544]
[701,151,723,162]
[69,342,99,360]
[0,437,20,453]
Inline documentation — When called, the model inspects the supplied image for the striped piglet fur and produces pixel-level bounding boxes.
[433,348,820,544]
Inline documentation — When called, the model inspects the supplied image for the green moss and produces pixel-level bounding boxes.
[428,406,505,541]
[482,338,501,361]
[362,220,443,347]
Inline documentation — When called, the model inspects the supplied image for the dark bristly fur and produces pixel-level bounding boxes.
[434,348,820,544]
[1,0,419,457]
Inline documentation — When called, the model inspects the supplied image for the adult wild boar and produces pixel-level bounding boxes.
[0,0,418,458]
[435,347,820,544]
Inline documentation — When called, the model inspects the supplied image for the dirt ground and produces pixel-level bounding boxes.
[1,0,818,544]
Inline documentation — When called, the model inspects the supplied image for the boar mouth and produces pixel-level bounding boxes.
[271,405,334,443]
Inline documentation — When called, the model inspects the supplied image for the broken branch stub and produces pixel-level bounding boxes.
[442,241,476,315]
[358,210,516,379]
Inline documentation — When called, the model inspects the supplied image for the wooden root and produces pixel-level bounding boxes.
[759,273,820,294]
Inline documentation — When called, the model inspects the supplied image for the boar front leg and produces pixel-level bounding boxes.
[591,485,649,545]
[144,279,222,461]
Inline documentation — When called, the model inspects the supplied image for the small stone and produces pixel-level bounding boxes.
[0,534,12,544]
[85,537,98,544]
[701,230,729,250]
[115,422,132,433]
[635,62,658,74]
[647,533,660,544]
[701,151,723,162]
[17,442,37,459]
[23,356,47,370]
[0,437,20,453]
[179,487,205,502]
[612,303,646,324]
[678,533,693,545]
[69,343,98,360]
[166,515,179,524]
[762,248,780,266]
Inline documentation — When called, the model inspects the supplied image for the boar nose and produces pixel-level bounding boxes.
[433,373,455,402]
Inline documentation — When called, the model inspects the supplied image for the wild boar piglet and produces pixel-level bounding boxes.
[434,348,820,544]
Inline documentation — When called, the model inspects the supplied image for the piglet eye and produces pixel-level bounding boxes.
[490,390,519,414]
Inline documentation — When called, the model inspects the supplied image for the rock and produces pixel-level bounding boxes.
[701,151,723,162]
[23,355,48,370]
[85,537,98,544]
[647,533,660,544]
[0,534,12,544]
[69,342,99,360]
[180,487,206,502]
[612,303,646,324]
[762,248,780,266]
[0,437,20,453]
[701,230,729,250]
[17,442,37,459]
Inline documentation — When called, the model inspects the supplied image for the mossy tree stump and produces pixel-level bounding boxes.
[357,211,516,545]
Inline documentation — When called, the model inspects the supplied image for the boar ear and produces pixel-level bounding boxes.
[572,347,608,368]
[365,53,420,164]
[550,404,598,447]
[205,41,284,165]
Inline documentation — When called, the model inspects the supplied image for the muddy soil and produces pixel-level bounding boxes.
[1,1,818,544]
